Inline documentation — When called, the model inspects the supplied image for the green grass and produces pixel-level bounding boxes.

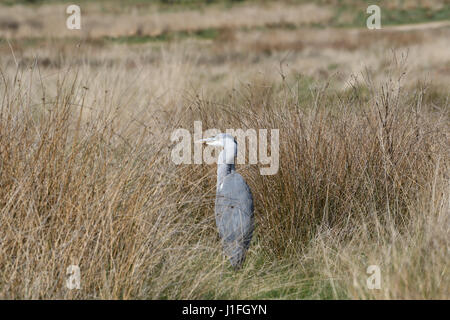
[0,0,256,6]
[105,28,220,44]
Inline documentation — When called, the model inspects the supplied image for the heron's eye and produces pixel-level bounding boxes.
[231,206,234,209]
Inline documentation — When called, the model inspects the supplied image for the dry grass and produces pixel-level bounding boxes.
[0,1,448,300]
[0,49,448,299]
[0,2,333,39]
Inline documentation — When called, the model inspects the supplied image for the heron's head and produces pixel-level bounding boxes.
[196,133,237,164]
[195,133,236,148]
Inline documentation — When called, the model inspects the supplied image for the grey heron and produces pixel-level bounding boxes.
[196,133,254,269]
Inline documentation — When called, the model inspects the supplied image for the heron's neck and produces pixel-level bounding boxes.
[217,144,236,189]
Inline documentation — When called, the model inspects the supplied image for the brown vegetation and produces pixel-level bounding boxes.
[0,0,448,299]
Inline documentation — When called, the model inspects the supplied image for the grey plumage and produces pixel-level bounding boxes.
[216,171,254,268]
[197,133,254,269]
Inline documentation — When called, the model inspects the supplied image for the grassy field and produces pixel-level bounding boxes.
[0,0,448,299]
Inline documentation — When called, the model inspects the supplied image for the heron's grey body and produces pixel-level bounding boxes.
[215,164,254,268]
[198,133,254,269]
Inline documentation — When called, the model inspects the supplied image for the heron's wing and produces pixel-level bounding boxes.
[215,173,254,267]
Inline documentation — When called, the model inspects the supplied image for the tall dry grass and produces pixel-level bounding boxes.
[0,49,448,299]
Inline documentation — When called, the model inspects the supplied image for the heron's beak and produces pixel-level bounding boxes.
[195,137,215,144]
